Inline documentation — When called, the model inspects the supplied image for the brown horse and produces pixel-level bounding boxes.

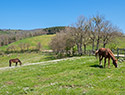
[95,48,118,68]
[9,58,22,67]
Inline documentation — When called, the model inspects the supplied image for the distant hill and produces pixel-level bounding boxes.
[0,26,66,35]
[0,29,45,34]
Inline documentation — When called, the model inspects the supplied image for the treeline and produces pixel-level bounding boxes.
[50,14,123,57]
[43,26,65,34]
[4,42,42,54]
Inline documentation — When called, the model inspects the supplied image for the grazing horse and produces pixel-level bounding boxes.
[95,48,117,68]
[9,58,22,67]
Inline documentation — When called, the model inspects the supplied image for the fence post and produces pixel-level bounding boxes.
[124,48,125,57]
[117,48,119,59]
[112,49,114,53]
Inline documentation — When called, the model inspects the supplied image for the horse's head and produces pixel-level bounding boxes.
[18,59,22,66]
[20,61,22,66]
[113,60,118,68]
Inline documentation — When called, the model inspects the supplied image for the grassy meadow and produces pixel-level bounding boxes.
[0,56,125,95]
[0,35,55,51]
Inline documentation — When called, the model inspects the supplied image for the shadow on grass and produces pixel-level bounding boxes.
[90,64,103,68]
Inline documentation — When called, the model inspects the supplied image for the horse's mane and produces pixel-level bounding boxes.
[107,49,117,61]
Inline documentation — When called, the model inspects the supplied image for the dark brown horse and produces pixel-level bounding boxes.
[95,48,118,68]
[9,58,22,67]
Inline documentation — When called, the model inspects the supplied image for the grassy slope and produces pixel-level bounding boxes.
[0,35,55,51]
[115,36,125,48]
[0,56,124,95]
[86,36,125,50]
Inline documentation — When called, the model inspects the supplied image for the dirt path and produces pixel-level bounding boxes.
[0,57,84,71]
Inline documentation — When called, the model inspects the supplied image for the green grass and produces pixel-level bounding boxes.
[0,56,124,95]
[0,52,55,67]
[0,35,55,51]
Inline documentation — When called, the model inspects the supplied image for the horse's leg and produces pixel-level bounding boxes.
[104,58,106,68]
[108,58,110,68]
[15,62,18,66]
[9,62,11,67]
[99,55,103,66]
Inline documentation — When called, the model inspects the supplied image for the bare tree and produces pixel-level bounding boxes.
[25,43,30,50]
[87,18,96,52]
[82,24,91,54]
[101,21,112,48]
[50,27,75,56]
[7,45,17,52]
[71,15,87,55]
[92,14,104,50]
[36,42,42,51]
[63,27,75,56]
[19,43,25,51]
[50,32,66,55]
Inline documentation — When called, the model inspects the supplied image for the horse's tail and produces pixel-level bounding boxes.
[95,50,99,59]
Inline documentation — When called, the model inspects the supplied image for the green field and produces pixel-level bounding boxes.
[0,56,124,95]
[0,35,55,51]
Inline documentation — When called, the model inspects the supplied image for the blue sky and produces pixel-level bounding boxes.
[0,0,125,33]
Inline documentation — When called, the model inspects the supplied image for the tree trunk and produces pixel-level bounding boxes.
[96,38,99,50]
[103,42,106,48]
[79,43,83,55]
[0,41,1,47]
[84,44,86,54]
[77,43,83,55]
[92,39,95,51]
